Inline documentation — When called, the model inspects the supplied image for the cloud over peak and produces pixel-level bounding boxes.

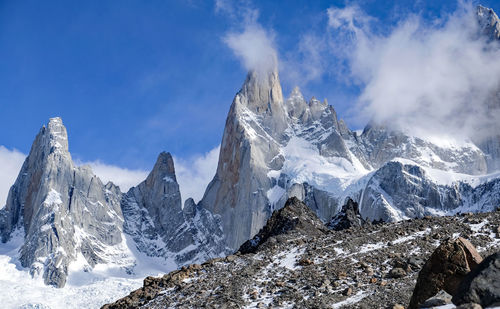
[328,2,500,141]
[224,23,277,76]
[218,1,278,77]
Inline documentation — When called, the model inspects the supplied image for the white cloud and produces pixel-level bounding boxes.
[327,5,371,31]
[327,3,500,141]
[280,33,328,88]
[218,0,278,78]
[0,146,26,208]
[174,145,220,204]
[0,143,219,208]
[224,23,278,77]
[83,161,148,192]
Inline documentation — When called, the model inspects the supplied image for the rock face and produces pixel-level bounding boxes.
[199,5,500,251]
[0,118,124,287]
[327,198,368,230]
[122,152,228,265]
[238,197,327,254]
[200,69,289,249]
[408,237,483,309]
[453,251,500,307]
[0,118,228,288]
[478,5,500,41]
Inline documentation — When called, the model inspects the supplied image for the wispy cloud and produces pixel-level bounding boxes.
[174,145,220,203]
[326,2,500,141]
[0,146,26,208]
[218,1,278,77]
[82,161,148,192]
[0,143,219,209]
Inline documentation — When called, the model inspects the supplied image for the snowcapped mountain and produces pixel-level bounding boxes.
[121,152,229,265]
[0,118,227,290]
[200,6,500,250]
[0,117,125,287]
[1,5,500,308]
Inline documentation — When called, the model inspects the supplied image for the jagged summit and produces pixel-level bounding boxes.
[122,150,228,265]
[146,151,177,185]
[239,69,284,112]
[238,197,328,254]
[201,19,500,250]
[477,5,500,40]
[0,117,124,287]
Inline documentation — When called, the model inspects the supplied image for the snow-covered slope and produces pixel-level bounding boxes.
[0,226,176,309]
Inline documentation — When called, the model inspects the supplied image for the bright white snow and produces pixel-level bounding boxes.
[0,230,177,309]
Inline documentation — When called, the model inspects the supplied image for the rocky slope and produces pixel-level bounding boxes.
[103,199,500,308]
[199,5,500,251]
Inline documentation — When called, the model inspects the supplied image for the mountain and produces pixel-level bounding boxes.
[200,5,500,250]
[1,4,500,302]
[477,4,500,40]
[200,68,500,249]
[0,118,124,287]
[0,118,227,289]
[121,152,229,265]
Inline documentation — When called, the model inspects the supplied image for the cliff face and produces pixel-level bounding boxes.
[0,118,124,287]
[122,152,229,265]
[200,70,289,249]
[199,6,500,251]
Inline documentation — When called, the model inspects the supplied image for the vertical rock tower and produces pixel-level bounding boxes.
[200,69,289,249]
[0,118,124,287]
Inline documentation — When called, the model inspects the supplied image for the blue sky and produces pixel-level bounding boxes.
[1,0,499,202]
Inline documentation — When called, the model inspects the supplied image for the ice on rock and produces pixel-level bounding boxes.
[199,7,500,250]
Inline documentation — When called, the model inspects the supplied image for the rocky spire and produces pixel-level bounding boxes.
[0,117,124,287]
[122,152,228,264]
[477,5,500,41]
[285,86,310,121]
[236,69,288,139]
[124,152,183,244]
[200,69,289,249]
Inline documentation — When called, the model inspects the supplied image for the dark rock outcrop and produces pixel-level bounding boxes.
[408,237,483,309]
[327,198,367,231]
[238,197,328,254]
[452,251,500,307]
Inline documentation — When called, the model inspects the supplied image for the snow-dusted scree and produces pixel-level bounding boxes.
[104,200,500,308]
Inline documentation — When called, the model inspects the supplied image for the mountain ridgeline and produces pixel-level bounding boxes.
[0,118,228,287]
[0,5,499,289]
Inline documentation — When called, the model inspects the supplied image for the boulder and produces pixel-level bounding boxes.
[452,251,500,307]
[408,237,483,309]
